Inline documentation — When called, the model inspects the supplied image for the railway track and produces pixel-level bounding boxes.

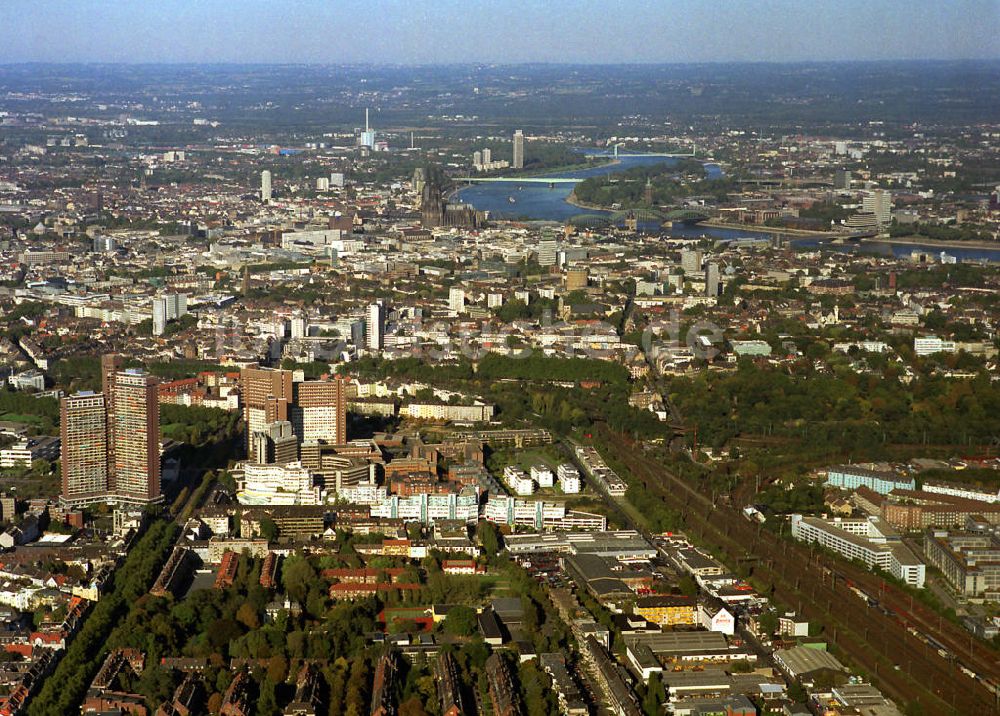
[839,568,1000,687]
[720,448,1000,684]
[704,503,980,713]
[597,428,998,714]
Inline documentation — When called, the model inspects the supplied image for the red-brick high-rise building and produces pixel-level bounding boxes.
[109,369,160,504]
[292,378,347,446]
[240,366,293,454]
[241,366,348,463]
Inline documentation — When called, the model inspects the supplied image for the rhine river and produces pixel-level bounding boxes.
[455,153,1000,263]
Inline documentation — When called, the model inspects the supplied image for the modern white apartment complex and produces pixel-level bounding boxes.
[530,464,554,488]
[369,491,480,523]
[574,446,628,496]
[482,496,606,531]
[503,466,536,496]
[237,461,319,505]
[791,514,925,588]
[922,480,1000,504]
[403,402,494,422]
[914,335,957,356]
[557,463,582,493]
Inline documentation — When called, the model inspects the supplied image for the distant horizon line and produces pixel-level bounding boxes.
[0,58,998,68]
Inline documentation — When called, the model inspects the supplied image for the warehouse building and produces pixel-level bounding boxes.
[623,632,756,665]
[773,645,849,687]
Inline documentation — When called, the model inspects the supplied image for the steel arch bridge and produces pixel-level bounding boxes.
[568,209,667,228]
[663,209,710,223]
[609,208,669,224]
[568,208,708,229]
[567,213,613,228]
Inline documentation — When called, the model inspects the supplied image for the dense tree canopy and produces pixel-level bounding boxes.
[573,160,733,208]
[477,353,629,385]
[669,362,1000,453]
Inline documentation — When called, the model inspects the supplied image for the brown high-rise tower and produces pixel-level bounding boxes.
[241,366,294,454]
[292,378,347,446]
[242,369,349,462]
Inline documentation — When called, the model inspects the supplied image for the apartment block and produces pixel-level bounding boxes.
[790,514,925,588]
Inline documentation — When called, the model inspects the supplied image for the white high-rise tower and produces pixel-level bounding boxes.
[862,189,893,228]
[261,170,272,202]
[449,287,465,315]
[360,108,376,149]
[366,302,385,350]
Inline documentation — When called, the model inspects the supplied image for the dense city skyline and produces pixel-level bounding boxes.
[1,7,1000,714]
[1,0,998,64]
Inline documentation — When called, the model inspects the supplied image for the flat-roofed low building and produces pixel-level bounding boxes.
[624,640,663,683]
[624,632,754,665]
[661,669,783,704]
[0,437,59,468]
[502,530,655,559]
[659,669,736,701]
[830,682,897,711]
[669,694,757,716]
[773,645,848,685]
[675,548,726,578]
[729,339,772,357]
[568,531,656,559]
[564,553,635,608]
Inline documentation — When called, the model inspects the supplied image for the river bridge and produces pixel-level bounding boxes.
[601,149,697,159]
[568,208,711,228]
[454,176,580,184]
[457,147,698,185]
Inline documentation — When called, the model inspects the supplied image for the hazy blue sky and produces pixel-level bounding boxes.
[1,0,998,64]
